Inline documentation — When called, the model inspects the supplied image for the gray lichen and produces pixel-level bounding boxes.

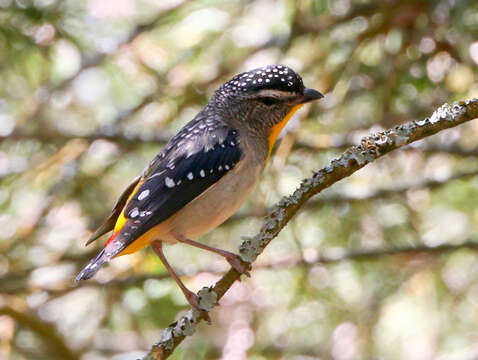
[429,102,466,123]
[153,311,201,352]
[197,286,218,311]
[151,287,219,351]
[239,238,261,263]
[157,327,174,351]
[172,313,197,336]
[240,204,288,263]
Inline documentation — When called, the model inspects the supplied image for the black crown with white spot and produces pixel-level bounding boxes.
[219,65,304,95]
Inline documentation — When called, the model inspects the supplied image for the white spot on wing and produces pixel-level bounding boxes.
[148,169,166,179]
[138,190,150,200]
[165,177,175,188]
[130,208,139,218]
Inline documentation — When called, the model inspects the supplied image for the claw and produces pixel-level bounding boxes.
[226,254,251,277]
[185,291,199,308]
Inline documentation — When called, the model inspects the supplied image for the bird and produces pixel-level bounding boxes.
[76,64,323,311]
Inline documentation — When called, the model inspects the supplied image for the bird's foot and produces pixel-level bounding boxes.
[225,253,251,277]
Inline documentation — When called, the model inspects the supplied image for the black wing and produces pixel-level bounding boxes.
[104,116,243,258]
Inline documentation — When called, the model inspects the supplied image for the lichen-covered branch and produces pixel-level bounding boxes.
[228,167,478,222]
[7,129,478,160]
[4,129,478,189]
[141,99,478,359]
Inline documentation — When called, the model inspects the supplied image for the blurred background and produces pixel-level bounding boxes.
[1,0,478,359]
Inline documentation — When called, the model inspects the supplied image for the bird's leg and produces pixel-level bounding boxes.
[150,240,203,313]
[173,234,251,277]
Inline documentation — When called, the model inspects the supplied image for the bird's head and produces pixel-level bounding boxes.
[211,64,323,155]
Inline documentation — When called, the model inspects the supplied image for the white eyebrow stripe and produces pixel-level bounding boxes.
[255,89,298,98]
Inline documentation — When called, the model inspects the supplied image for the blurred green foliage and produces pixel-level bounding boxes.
[1,0,478,359]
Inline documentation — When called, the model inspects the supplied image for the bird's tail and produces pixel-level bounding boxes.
[75,248,109,281]
[76,232,127,281]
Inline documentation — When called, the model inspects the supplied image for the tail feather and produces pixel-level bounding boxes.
[76,232,129,281]
[75,248,108,281]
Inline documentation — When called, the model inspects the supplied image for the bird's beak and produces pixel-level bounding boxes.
[300,88,324,103]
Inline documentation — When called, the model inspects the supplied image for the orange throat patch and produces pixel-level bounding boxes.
[267,104,303,160]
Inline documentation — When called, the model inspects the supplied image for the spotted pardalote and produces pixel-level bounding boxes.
[76,65,323,310]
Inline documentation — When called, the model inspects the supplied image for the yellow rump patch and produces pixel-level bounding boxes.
[113,180,142,234]
[111,180,154,256]
[267,104,303,161]
[120,226,164,255]
[112,179,171,256]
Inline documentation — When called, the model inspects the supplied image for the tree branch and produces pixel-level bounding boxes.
[228,167,478,223]
[7,129,478,160]
[0,306,81,360]
[140,99,478,359]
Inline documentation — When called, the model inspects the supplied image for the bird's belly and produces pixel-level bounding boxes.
[160,158,263,243]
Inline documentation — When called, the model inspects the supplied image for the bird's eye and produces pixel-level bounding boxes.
[258,97,281,106]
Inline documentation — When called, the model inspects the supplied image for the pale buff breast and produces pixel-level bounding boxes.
[142,152,264,245]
